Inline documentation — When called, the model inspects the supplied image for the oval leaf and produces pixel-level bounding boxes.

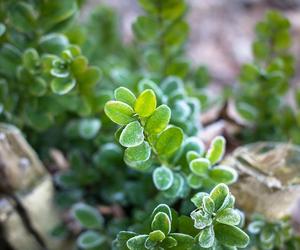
[114,87,136,107]
[135,89,157,117]
[153,166,174,191]
[119,121,144,147]
[145,104,171,134]
[156,126,183,156]
[72,203,103,229]
[104,100,135,125]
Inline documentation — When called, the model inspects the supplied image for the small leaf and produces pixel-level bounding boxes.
[160,236,177,248]
[77,231,105,249]
[190,158,210,177]
[203,196,215,215]
[145,105,171,134]
[135,89,157,117]
[209,166,238,185]
[187,174,202,189]
[190,210,212,229]
[169,233,194,250]
[153,166,174,191]
[114,87,136,107]
[163,173,184,198]
[126,235,148,250]
[198,226,215,248]
[119,121,144,147]
[79,118,101,139]
[50,77,76,95]
[156,126,183,156]
[186,151,200,163]
[191,192,208,208]
[151,204,172,221]
[216,208,241,226]
[209,183,230,211]
[72,203,103,229]
[248,221,265,234]
[124,141,151,170]
[148,230,165,242]
[151,212,171,235]
[206,136,226,165]
[104,101,135,125]
[214,224,250,248]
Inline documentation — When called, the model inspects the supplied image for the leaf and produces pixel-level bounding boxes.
[216,208,241,226]
[132,15,159,41]
[160,236,177,248]
[198,226,215,248]
[209,183,230,211]
[152,212,171,235]
[186,151,201,163]
[169,233,194,250]
[119,121,144,147]
[124,141,151,170]
[191,192,208,208]
[203,196,215,215]
[153,166,174,191]
[78,118,101,139]
[126,235,148,250]
[114,87,136,107]
[247,221,265,234]
[135,89,157,117]
[39,33,69,54]
[151,204,172,221]
[77,230,105,249]
[104,101,135,125]
[114,231,137,250]
[50,77,76,95]
[163,173,185,198]
[189,158,210,177]
[214,224,250,248]
[187,174,202,189]
[148,230,165,242]
[209,166,238,185]
[206,136,226,165]
[190,210,212,230]
[145,105,171,134]
[155,126,183,156]
[72,203,103,229]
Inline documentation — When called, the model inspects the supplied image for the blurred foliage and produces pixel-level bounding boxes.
[235,10,300,143]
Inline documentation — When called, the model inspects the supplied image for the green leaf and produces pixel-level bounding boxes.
[191,192,208,208]
[155,126,183,156]
[145,105,171,134]
[209,166,238,185]
[203,196,215,215]
[50,77,76,95]
[216,208,241,226]
[151,212,171,235]
[214,224,250,248]
[190,210,212,229]
[209,183,230,211]
[135,89,157,117]
[79,118,101,139]
[0,23,6,37]
[114,231,137,250]
[77,230,105,249]
[169,233,194,250]
[114,87,136,107]
[206,136,226,165]
[153,166,174,191]
[187,174,202,189]
[104,101,135,125]
[132,16,158,41]
[124,141,151,170]
[189,158,210,177]
[72,203,103,229]
[39,33,69,54]
[164,173,184,198]
[186,151,201,163]
[160,236,177,248]
[198,226,215,248]
[119,121,144,147]
[148,230,165,242]
[126,235,148,250]
[151,204,172,221]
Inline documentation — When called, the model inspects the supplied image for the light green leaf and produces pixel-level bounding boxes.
[203,196,215,215]
[77,230,105,249]
[153,166,174,191]
[79,118,101,139]
[148,230,165,242]
[216,208,241,226]
[187,174,202,189]
[169,233,194,250]
[209,183,230,211]
[151,212,171,235]
[163,173,184,198]
[124,141,151,170]
[155,126,183,156]
[135,89,157,117]
[214,224,250,248]
[191,192,208,208]
[189,158,210,177]
[114,87,136,107]
[198,226,215,248]
[50,77,76,95]
[206,136,226,165]
[126,235,148,250]
[151,204,172,221]
[72,203,103,229]
[119,121,144,147]
[209,166,238,185]
[104,101,135,125]
[145,105,171,134]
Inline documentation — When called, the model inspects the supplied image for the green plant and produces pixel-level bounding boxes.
[0,0,101,133]
[235,10,300,143]
[113,184,249,250]
[104,85,237,198]
[247,214,300,250]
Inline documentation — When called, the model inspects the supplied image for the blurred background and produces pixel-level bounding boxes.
[83,0,300,86]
